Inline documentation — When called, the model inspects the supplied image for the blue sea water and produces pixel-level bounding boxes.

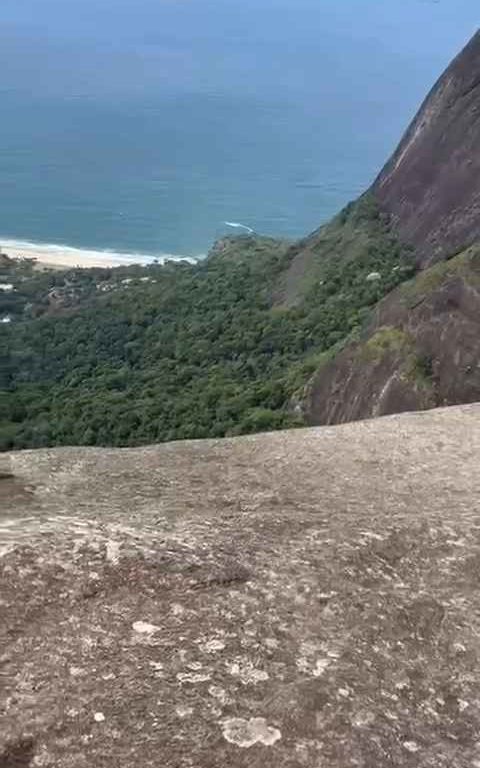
[0,0,477,260]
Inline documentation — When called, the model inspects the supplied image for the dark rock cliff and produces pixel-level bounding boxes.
[304,246,480,425]
[372,30,480,267]
[304,30,480,426]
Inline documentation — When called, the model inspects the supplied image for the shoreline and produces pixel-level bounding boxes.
[0,238,198,270]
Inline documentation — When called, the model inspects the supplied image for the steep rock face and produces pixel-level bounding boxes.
[372,30,480,267]
[304,246,480,425]
[304,31,480,427]
[276,30,480,309]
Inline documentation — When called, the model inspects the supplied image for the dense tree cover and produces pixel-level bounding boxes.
[0,198,416,449]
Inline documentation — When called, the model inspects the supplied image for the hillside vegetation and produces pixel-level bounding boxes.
[0,196,415,449]
[4,30,480,449]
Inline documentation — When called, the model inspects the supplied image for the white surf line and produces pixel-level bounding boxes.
[0,237,199,268]
[224,221,255,234]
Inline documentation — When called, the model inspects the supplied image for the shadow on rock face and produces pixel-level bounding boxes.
[0,472,35,512]
[0,738,36,768]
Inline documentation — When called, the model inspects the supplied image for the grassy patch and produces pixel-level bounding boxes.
[401,244,480,306]
[361,327,414,363]
[360,326,434,392]
[404,354,435,389]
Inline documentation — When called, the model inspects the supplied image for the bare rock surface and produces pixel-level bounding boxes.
[2,404,480,766]
[304,246,480,426]
[373,30,480,267]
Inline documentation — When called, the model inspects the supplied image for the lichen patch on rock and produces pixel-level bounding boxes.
[222,718,282,748]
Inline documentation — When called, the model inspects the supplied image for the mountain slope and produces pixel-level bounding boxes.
[271,29,480,293]
[302,29,480,426]
[304,245,480,425]
[373,30,480,267]
[3,404,480,766]
[0,207,414,450]
[3,31,480,446]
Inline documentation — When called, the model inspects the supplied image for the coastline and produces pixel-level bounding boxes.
[0,238,198,270]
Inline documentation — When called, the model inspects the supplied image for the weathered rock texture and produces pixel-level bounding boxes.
[373,30,480,267]
[303,30,480,428]
[2,404,480,766]
[305,245,480,425]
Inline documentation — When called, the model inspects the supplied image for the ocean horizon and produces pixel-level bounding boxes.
[0,0,477,262]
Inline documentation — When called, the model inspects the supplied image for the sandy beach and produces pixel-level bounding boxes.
[1,240,159,270]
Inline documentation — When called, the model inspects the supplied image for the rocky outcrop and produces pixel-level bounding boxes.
[3,405,480,766]
[304,30,480,427]
[304,246,480,424]
[372,30,480,267]
[0,250,13,267]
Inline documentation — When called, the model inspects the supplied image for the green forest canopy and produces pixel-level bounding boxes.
[0,197,416,449]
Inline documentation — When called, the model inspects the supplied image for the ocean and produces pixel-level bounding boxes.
[0,0,477,263]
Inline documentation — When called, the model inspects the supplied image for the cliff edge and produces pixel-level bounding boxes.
[304,30,480,426]
[373,30,480,267]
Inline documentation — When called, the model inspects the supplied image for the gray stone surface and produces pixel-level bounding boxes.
[2,404,480,766]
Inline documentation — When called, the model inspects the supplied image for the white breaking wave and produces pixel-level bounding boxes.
[224,221,255,234]
[0,237,200,268]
